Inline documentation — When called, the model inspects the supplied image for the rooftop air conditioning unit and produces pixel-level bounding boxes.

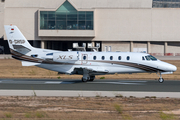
[96,43,100,48]
[73,43,79,48]
[82,43,86,47]
[88,43,92,48]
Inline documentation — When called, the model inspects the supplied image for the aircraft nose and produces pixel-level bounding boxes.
[166,64,177,72]
[170,65,177,72]
[159,61,177,72]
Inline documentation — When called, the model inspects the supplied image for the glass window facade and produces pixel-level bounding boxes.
[40,1,93,30]
[153,0,180,8]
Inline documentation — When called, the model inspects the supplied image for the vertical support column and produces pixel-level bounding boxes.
[147,41,151,54]
[164,42,167,56]
[130,41,133,52]
[92,41,95,47]
[41,40,47,49]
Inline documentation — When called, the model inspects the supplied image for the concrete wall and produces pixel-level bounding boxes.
[4,7,39,40]
[152,9,180,41]
[102,41,130,52]
[133,42,147,53]
[0,1,4,38]
[4,0,152,9]
[167,42,180,55]
[150,42,164,55]
[71,0,152,9]
[94,9,152,41]
[4,0,65,9]
[94,9,180,42]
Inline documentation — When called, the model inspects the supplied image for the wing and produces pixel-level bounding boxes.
[71,67,109,75]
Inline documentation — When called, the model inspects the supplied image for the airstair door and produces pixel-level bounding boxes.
[82,54,88,64]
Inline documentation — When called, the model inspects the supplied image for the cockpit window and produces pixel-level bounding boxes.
[145,55,157,61]
[145,56,150,61]
[148,55,157,61]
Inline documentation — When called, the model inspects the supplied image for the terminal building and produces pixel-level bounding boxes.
[0,0,180,55]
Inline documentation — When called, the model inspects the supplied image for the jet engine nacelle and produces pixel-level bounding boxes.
[53,52,78,62]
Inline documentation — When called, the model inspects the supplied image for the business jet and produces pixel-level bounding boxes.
[4,25,177,83]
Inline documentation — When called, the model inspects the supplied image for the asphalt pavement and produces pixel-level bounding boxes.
[0,79,179,92]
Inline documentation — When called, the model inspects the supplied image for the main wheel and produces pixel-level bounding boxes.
[89,76,95,81]
[158,78,164,83]
[82,77,88,82]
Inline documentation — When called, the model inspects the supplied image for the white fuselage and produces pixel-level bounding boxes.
[25,49,177,75]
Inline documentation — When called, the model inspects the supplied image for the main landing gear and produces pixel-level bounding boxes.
[82,76,95,82]
[156,72,164,83]
[81,69,95,82]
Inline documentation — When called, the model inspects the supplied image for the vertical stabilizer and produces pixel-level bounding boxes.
[4,25,33,54]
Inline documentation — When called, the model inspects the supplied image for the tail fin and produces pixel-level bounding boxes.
[4,25,33,54]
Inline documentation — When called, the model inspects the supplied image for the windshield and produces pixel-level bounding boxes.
[145,55,157,61]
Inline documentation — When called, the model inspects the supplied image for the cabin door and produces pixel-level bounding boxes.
[81,54,88,64]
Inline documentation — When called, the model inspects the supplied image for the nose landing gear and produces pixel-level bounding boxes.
[156,72,164,83]
[158,78,164,83]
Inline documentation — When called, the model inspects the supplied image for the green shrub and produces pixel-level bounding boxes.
[5,113,12,118]
[100,77,105,79]
[160,112,175,120]
[114,104,123,114]
[25,113,31,118]
[35,111,47,118]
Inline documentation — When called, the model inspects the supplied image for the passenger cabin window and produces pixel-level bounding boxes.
[118,56,121,60]
[110,56,113,60]
[93,56,96,60]
[127,56,130,60]
[83,56,86,60]
[102,56,105,60]
[142,57,145,60]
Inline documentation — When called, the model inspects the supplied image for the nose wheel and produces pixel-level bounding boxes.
[157,72,164,83]
[158,78,164,83]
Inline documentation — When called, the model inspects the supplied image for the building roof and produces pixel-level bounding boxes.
[4,0,152,9]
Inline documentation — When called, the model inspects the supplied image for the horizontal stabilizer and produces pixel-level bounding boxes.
[22,61,40,66]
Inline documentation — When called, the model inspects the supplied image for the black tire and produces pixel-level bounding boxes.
[158,78,164,83]
[89,76,95,81]
[82,77,87,82]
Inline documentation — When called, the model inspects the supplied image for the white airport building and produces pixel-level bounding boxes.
[0,0,180,55]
